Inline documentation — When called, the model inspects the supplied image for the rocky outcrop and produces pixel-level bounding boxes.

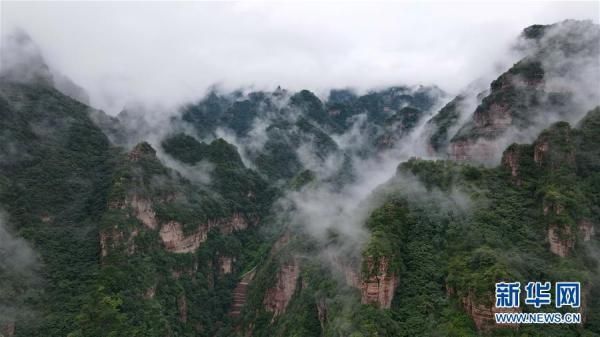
[543,198,575,257]
[128,142,156,162]
[109,192,177,228]
[502,148,520,178]
[0,322,15,337]
[501,144,525,185]
[263,258,300,317]
[547,224,574,257]
[159,221,208,253]
[100,229,122,257]
[177,295,188,323]
[473,102,512,130]
[533,123,576,169]
[449,139,497,162]
[219,256,233,275]
[106,192,254,255]
[159,213,252,254]
[144,285,157,299]
[533,140,549,164]
[360,257,398,308]
[579,219,595,241]
[213,212,251,234]
[450,140,472,161]
[316,298,327,331]
[461,291,521,331]
[127,195,158,229]
[330,254,397,308]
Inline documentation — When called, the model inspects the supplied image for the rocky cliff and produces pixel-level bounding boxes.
[263,258,301,318]
[441,21,599,163]
[360,257,399,308]
[461,292,521,331]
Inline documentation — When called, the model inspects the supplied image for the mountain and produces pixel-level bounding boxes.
[0,20,599,337]
[425,20,600,163]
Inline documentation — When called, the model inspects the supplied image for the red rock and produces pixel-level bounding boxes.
[263,258,300,317]
[360,257,398,308]
[460,291,520,331]
[578,219,595,242]
[547,224,574,257]
[178,295,188,323]
[1,322,15,337]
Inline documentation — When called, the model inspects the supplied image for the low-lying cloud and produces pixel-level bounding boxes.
[0,212,40,325]
[2,2,597,114]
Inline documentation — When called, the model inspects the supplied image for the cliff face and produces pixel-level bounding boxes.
[460,292,521,331]
[501,144,523,184]
[547,224,574,257]
[0,322,15,337]
[473,102,513,130]
[3,22,599,337]
[547,220,595,257]
[159,221,207,253]
[158,213,250,253]
[533,123,576,169]
[360,257,399,308]
[449,139,498,162]
[219,256,233,275]
[263,258,300,317]
[101,142,259,257]
[579,219,596,242]
[442,21,599,163]
[543,183,575,257]
[447,60,545,161]
[331,254,398,308]
[127,195,158,229]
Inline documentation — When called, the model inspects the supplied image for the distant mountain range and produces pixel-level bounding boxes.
[0,20,598,337]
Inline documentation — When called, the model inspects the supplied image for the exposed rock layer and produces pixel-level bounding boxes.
[360,257,398,308]
[263,258,300,317]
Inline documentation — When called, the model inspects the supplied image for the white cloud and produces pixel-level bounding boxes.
[1,1,598,114]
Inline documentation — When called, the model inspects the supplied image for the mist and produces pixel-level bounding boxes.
[2,2,598,114]
[0,213,40,326]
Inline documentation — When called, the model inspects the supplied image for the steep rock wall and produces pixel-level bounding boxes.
[159,221,207,254]
[547,224,574,257]
[263,258,300,317]
[461,292,521,331]
[360,257,398,308]
[159,213,252,253]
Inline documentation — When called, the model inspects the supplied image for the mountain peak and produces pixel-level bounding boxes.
[0,29,90,104]
[0,28,53,85]
[128,142,157,162]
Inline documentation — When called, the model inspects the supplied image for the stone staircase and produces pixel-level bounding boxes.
[229,267,256,318]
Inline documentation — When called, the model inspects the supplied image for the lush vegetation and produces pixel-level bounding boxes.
[1,21,598,337]
[239,108,600,337]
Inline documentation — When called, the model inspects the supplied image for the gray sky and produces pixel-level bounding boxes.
[1,1,599,114]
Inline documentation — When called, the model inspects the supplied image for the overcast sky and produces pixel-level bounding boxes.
[1,1,599,114]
